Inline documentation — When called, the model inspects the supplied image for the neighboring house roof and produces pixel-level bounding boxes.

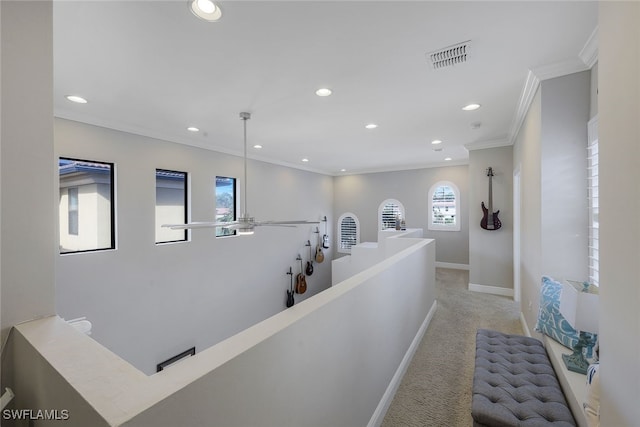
[59,159,111,176]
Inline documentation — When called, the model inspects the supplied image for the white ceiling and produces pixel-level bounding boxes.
[53,1,598,175]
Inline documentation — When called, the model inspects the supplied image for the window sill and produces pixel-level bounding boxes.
[544,336,588,427]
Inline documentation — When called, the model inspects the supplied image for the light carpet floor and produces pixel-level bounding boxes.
[380,268,524,427]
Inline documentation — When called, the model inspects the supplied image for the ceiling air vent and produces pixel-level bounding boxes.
[427,40,471,70]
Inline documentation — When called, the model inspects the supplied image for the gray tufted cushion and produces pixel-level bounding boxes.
[472,329,576,427]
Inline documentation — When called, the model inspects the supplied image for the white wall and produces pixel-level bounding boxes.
[55,119,334,375]
[540,71,590,281]
[513,89,543,329]
[8,238,435,427]
[514,71,591,333]
[333,165,469,266]
[598,2,640,425]
[0,0,56,342]
[468,146,513,289]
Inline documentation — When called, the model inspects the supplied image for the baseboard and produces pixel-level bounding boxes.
[468,283,514,298]
[435,262,470,270]
[520,312,532,337]
[367,299,438,427]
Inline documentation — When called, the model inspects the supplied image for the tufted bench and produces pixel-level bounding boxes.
[472,329,576,427]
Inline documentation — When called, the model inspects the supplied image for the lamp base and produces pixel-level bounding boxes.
[562,351,589,374]
[562,331,596,375]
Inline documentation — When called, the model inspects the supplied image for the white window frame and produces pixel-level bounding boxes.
[587,116,599,286]
[59,157,116,254]
[155,169,189,244]
[337,212,360,254]
[428,181,460,231]
[378,199,405,230]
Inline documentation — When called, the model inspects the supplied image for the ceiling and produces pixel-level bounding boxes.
[53,1,598,176]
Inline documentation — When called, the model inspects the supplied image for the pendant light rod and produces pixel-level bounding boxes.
[240,112,251,217]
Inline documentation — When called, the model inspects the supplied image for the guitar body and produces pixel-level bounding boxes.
[296,273,307,294]
[286,267,295,307]
[286,289,294,307]
[480,202,502,230]
[315,245,325,263]
[305,260,314,276]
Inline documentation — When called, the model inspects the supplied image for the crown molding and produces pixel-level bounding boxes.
[507,23,598,146]
[579,26,599,68]
[54,113,334,176]
[531,58,590,81]
[335,159,469,176]
[464,137,511,151]
[507,43,596,145]
[508,69,540,145]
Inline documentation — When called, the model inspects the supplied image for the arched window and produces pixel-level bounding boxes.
[428,181,460,231]
[378,199,405,230]
[337,213,360,254]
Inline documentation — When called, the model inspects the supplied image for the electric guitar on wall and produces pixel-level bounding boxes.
[481,167,502,231]
[286,267,294,308]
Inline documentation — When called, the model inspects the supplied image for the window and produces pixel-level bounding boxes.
[428,181,460,231]
[155,169,188,244]
[378,199,405,230]
[216,176,236,237]
[338,213,360,254]
[587,117,599,286]
[59,158,115,253]
[68,187,79,235]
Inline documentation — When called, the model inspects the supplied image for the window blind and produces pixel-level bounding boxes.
[587,118,599,286]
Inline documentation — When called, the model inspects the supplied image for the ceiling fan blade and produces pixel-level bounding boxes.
[162,221,238,230]
[256,223,297,228]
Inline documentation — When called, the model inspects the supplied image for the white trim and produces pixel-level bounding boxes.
[378,199,405,231]
[519,312,531,337]
[513,165,521,303]
[55,115,333,177]
[531,58,589,81]
[468,283,514,298]
[508,54,593,145]
[435,262,469,270]
[428,181,461,232]
[337,212,360,254]
[335,159,469,176]
[508,70,540,145]
[544,336,589,427]
[464,137,511,151]
[579,26,599,69]
[367,300,438,427]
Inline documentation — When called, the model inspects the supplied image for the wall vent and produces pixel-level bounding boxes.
[427,40,471,70]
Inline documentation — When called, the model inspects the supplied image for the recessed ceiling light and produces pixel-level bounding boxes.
[431,139,442,145]
[302,158,309,162]
[462,103,481,111]
[365,123,378,129]
[66,95,87,104]
[340,169,347,172]
[189,0,222,22]
[444,157,453,161]
[253,144,262,149]
[315,88,332,97]
[187,126,199,132]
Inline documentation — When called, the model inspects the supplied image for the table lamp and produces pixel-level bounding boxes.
[559,280,599,374]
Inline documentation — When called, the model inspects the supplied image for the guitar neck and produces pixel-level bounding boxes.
[488,174,493,214]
